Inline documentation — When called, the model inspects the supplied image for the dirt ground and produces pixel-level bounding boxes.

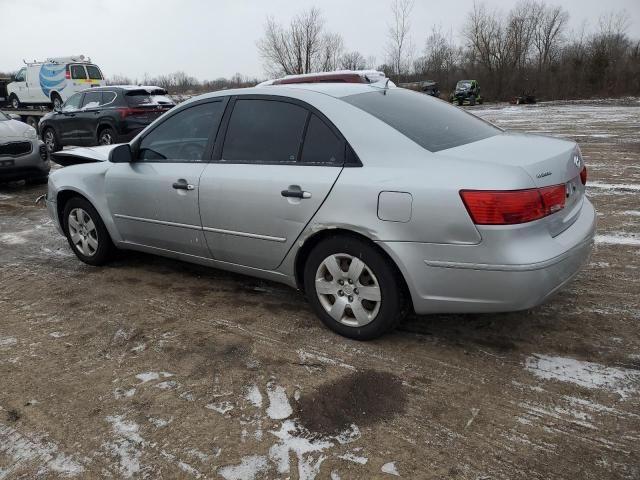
[1,100,639,480]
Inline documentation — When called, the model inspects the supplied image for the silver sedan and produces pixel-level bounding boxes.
[46,81,596,339]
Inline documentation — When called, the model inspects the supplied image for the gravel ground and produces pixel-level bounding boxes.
[1,100,639,479]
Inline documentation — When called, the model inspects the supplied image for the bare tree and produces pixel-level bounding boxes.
[340,51,367,70]
[258,7,344,77]
[533,3,569,71]
[386,0,414,82]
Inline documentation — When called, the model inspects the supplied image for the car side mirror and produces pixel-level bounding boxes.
[109,144,133,163]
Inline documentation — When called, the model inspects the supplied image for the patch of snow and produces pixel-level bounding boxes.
[156,381,178,390]
[49,331,67,339]
[104,415,145,478]
[130,343,146,353]
[178,461,203,478]
[382,461,400,476]
[620,210,640,217]
[218,455,268,480]
[0,336,17,347]
[114,388,136,399]
[0,423,85,478]
[266,384,292,420]
[335,424,361,444]
[206,401,234,415]
[135,371,174,384]
[269,420,332,480]
[588,181,640,192]
[338,452,368,464]
[148,417,172,428]
[245,384,263,408]
[525,354,640,397]
[297,349,356,371]
[0,193,14,200]
[595,234,640,246]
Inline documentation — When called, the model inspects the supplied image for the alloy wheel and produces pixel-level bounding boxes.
[99,131,113,145]
[44,130,56,152]
[68,208,99,257]
[314,253,382,327]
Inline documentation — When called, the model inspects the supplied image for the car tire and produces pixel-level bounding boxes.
[470,97,476,106]
[303,235,406,340]
[9,94,20,109]
[51,93,63,111]
[98,127,116,146]
[42,128,61,153]
[63,197,115,266]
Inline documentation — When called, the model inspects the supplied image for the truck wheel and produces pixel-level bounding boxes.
[43,128,61,153]
[51,94,63,111]
[9,94,20,109]
[98,127,115,146]
[470,97,476,106]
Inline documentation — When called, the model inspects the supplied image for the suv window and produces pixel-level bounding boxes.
[81,91,102,110]
[342,89,499,152]
[102,91,117,105]
[70,65,87,80]
[14,68,26,82]
[222,99,308,163]
[126,89,173,106]
[301,114,344,164]
[86,65,103,80]
[138,101,224,163]
[62,93,83,112]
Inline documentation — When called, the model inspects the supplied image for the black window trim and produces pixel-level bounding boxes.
[130,96,229,164]
[211,94,361,167]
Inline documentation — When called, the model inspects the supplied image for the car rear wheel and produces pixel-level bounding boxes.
[51,94,63,111]
[9,94,20,109]
[98,128,115,146]
[304,236,405,340]
[63,197,114,266]
[43,128,60,153]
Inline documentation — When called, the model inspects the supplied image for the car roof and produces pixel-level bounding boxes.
[79,85,167,93]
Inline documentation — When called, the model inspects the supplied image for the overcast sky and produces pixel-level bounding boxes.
[1,0,638,80]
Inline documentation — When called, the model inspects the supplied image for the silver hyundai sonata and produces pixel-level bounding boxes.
[46,77,596,340]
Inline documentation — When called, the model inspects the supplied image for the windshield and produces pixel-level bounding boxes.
[342,88,500,152]
[125,90,174,106]
[456,81,472,90]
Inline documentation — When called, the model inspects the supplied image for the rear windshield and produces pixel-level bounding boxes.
[69,65,87,80]
[125,90,174,106]
[342,89,499,152]
[86,65,103,80]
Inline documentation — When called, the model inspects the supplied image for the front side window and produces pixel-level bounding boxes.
[342,89,500,152]
[301,114,345,165]
[137,101,224,163]
[62,93,83,112]
[81,91,102,110]
[70,65,87,80]
[222,99,308,163]
[14,68,26,82]
[85,65,103,80]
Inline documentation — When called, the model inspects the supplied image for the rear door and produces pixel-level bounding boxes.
[105,99,226,257]
[199,96,345,270]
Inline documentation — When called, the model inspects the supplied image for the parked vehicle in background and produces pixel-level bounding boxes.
[450,79,483,105]
[46,72,595,340]
[6,55,105,111]
[511,90,537,105]
[0,110,49,184]
[400,80,440,97]
[40,86,175,153]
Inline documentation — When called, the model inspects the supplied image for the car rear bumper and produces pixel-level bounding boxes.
[0,141,50,181]
[379,198,597,314]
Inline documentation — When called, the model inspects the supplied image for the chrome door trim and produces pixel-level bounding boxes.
[114,213,201,231]
[202,225,286,243]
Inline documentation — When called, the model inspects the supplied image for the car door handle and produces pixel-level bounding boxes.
[281,188,311,199]
[172,179,195,191]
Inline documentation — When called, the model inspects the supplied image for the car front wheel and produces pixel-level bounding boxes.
[304,236,405,340]
[63,197,114,266]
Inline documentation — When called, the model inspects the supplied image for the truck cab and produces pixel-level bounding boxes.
[7,55,105,110]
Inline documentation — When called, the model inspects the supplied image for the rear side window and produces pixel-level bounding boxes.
[342,89,499,152]
[102,91,117,105]
[222,99,308,163]
[138,101,224,163]
[301,114,344,164]
[69,65,87,80]
[126,89,173,106]
[86,65,103,80]
[81,91,102,109]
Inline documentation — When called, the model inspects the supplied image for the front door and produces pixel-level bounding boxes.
[105,99,227,257]
[57,92,84,144]
[77,90,103,145]
[199,98,345,270]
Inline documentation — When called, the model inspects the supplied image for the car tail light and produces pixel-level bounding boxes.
[117,107,151,118]
[65,67,71,80]
[460,184,566,225]
[580,165,587,185]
